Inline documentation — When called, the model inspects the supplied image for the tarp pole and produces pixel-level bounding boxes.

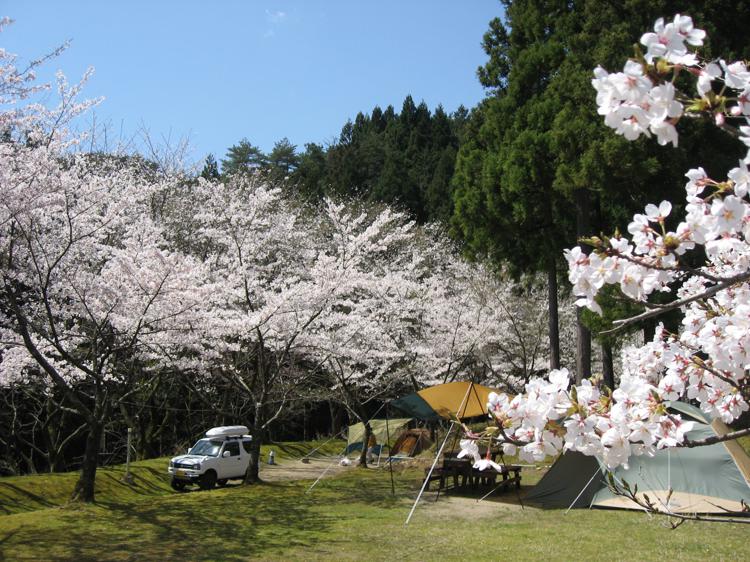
[405,420,457,526]
[447,382,474,456]
[468,381,485,420]
[385,401,395,496]
[565,464,602,514]
[306,444,348,494]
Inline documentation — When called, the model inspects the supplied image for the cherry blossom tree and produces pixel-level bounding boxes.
[171,174,318,483]
[302,200,425,466]
[0,22,207,501]
[462,14,750,480]
[401,239,578,393]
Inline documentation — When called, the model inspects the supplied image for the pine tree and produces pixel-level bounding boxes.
[267,137,300,182]
[200,153,220,181]
[221,139,267,177]
[292,143,328,199]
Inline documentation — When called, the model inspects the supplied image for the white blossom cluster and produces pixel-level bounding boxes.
[485,369,694,469]
[593,14,750,153]
[462,14,750,470]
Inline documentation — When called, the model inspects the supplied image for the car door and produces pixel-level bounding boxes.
[240,439,252,474]
[220,440,242,479]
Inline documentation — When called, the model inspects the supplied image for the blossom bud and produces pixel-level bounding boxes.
[714,112,725,126]
[731,105,742,116]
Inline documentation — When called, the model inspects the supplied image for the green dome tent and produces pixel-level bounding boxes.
[526,402,750,514]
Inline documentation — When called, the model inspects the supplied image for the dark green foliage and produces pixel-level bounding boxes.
[290,97,466,223]
[200,153,220,181]
[291,143,328,199]
[451,0,748,311]
[267,137,300,182]
[217,95,466,222]
[221,138,267,177]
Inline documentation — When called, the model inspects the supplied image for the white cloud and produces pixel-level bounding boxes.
[265,10,286,24]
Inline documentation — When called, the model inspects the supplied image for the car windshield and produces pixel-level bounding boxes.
[189,439,222,457]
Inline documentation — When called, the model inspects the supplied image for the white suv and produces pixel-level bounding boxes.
[168,426,253,491]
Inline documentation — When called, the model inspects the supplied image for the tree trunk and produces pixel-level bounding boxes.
[244,434,263,484]
[71,419,102,503]
[244,401,264,484]
[643,319,656,344]
[358,421,373,468]
[576,308,592,383]
[574,188,592,382]
[601,341,615,390]
[547,256,560,370]
[330,401,344,436]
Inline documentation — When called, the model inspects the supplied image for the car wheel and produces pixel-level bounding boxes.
[198,470,217,490]
[170,478,186,492]
[216,479,228,487]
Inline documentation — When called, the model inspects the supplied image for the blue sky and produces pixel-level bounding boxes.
[2,1,501,164]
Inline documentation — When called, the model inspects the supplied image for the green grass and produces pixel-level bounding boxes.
[0,439,345,516]
[0,440,748,561]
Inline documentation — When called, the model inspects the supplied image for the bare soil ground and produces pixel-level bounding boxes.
[259,455,528,519]
[258,456,352,482]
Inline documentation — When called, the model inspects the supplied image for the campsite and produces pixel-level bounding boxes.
[1,383,749,560]
[1,438,749,561]
[3,3,750,561]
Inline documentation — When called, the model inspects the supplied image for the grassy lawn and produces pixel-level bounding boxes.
[0,440,748,561]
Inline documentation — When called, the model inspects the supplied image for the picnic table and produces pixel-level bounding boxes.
[423,452,522,494]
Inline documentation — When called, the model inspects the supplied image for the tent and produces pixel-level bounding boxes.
[345,418,412,455]
[391,428,432,457]
[526,402,750,514]
[390,381,497,421]
[396,381,502,525]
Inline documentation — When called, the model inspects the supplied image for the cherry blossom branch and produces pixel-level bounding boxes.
[680,427,750,448]
[601,269,750,334]
[608,477,750,526]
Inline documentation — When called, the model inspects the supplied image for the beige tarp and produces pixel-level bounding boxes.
[346,418,412,449]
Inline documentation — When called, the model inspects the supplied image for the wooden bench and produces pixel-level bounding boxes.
[471,465,522,491]
[423,467,446,491]
[425,461,522,493]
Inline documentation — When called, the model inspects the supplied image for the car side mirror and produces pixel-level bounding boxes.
[222,450,231,458]
[187,448,191,454]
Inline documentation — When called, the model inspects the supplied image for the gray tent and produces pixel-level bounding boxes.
[526,402,750,514]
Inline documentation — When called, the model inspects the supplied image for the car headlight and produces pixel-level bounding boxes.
[194,463,201,471]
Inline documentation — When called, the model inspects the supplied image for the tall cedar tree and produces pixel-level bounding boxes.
[451,0,749,383]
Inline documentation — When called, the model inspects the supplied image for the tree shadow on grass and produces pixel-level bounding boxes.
[0,483,56,514]
[2,470,484,560]
[4,482,337,561]
[97,466,171,498]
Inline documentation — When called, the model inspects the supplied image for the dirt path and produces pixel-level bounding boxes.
[258,457,351,482]
[259,456,527,519]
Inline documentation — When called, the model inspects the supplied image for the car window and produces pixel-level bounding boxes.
[190,439,222,457]
[242,440,252,454]
[224,441,240,457]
